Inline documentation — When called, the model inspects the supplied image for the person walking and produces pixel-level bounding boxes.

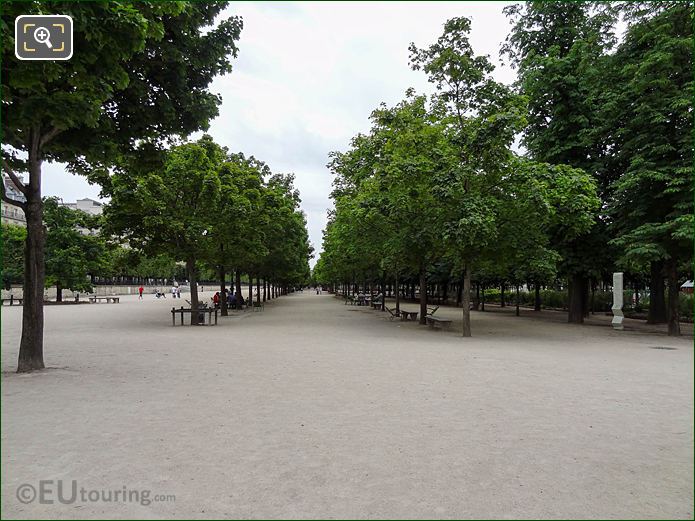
[138,286,144,300]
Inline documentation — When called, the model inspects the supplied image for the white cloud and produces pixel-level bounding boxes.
[42,1,516,267]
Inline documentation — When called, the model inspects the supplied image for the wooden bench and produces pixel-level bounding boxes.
[1,296,23,306]
[426,316,452,330]
[89,296,120,304]
[426,305,439,316]
[400,310,418,321]
[252,301,264,312]
[171,306,219,326]
[384,306,400,321]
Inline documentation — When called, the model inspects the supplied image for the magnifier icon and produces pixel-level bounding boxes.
[33,26,52,48]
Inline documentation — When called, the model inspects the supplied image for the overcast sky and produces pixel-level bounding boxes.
[42,1,516,267]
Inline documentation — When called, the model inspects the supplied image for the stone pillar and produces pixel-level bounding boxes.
[612,272,624,330]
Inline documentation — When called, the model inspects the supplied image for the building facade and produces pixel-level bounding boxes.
[60,198,104,216]
[1,176,27,227]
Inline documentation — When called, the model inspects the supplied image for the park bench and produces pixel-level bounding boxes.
[426,305,439,316]
[252,301,264,312]
[426,316,452,330]
[1,296,23,306]
[89,296,120,304]
[171,306,219,326]
[185,299,211,308]
[344,295,356,305]
[384,306,400,321]
[400,310,418,321]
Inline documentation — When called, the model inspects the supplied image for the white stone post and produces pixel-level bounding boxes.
[612,272,624,330]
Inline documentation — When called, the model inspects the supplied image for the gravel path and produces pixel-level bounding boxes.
[1,292,693,519]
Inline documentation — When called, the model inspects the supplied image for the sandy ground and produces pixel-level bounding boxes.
[1,291,693,519]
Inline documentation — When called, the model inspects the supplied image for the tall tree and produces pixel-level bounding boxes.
[605,3,693,335]
[1,2,241,370]
[409,17,528,335]
[105,139,222,324]
[43,198,104,302]
[502,2,618,324]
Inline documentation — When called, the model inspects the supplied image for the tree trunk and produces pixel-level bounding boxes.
[248,273,252,303]
[381,272,386,311]
[516,285,520,316]
[461,263,472,337]
[395,274,400,313]
[647,260,667,324]
[567,273,585,323]
[256,277,261,304]
[500,283,505,308]
[419,266,427,325]
[263,279,267,302]
[534,282,541,311]
[187,258,200,325]
[235,269,242,298]
[473,282,480,311]
[18,168,46,372]
[481,286,485,312]
[219,265,228,316]
[456,278,463,307]
[56,281,63,303]
[666,259,680,336]
[590,279,596,314]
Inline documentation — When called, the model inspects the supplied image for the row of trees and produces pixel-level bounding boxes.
[104,135,312,321]
[314,3,692,337]
[4,152,312,308]
[2,2,308,372]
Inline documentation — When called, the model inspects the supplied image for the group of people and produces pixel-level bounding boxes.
[212,290,246,310]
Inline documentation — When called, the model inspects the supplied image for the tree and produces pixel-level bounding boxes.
[1,224,25,290]
[317,17,600,338]
[327,94,449,319]
[43,198,104,301]
[409,17,528,335]
[257,174,312,295]
[502,2,618,324]
[106,138,222,324]
[2,2,242,370]
[605,3,693,335]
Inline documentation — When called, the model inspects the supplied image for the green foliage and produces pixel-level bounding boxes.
[319,16,600,337]
[2,1,243,179]
[3,198,112,293]
[1,224,26,289]
[604,4,693,270]
[104,248,179,281]
[106,136,222,266]
[43,198,105,293]
[502,1,619,288]
[106,135,312,293]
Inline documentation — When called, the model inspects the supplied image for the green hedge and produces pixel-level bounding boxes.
[477,287,693,320]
